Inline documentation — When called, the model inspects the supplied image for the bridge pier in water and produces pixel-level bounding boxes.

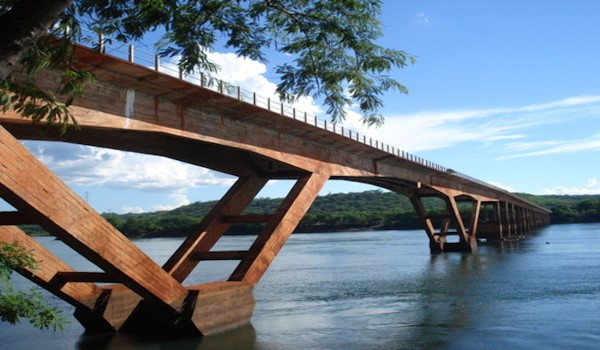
[409,188,550,253]
[0,125,330,335]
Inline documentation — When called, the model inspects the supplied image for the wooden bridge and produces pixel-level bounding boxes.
[0,38,550,336]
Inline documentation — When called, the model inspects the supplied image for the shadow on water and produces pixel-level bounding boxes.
[76,323,258,350]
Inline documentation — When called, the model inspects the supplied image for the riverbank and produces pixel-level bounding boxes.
[20,190,600,238]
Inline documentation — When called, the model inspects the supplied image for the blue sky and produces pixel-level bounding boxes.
[7,0,600,214]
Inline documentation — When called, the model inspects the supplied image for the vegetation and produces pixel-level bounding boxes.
[17,191,589,238]
[517,193,600,224]
[1,0,414,129]
[0,242,68,331]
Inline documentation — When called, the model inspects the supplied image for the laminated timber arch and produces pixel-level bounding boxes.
[0,44,550,335]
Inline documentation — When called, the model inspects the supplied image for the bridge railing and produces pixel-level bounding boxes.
[76,29,456,175]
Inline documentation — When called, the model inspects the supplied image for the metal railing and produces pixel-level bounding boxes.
[77,28,452,174]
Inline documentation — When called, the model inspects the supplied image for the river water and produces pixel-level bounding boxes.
[2,223,600,349]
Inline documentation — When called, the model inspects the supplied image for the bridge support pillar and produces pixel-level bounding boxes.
[0,125,271,336]
[410,191,476,253]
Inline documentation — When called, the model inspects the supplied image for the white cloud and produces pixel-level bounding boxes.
[500,134,600,159]
[121,206,145,214]
[542,178,600,195]
[24,141,236,192]
[486,181,516,193]
[369,95,600,153]
[159,51,323,117]
[152,191,191,212]
[416,12,430,25]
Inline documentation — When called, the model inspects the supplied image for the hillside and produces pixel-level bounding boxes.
[101,190,600,238]
[20,190,600,238]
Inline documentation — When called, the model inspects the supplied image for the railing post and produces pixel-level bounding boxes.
[154,55,160,72]
[128,45,134,62]
[98,32,105,54]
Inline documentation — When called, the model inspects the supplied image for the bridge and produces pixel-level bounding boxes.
[0,36,550,336]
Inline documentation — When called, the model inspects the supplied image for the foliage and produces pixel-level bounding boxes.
[1,0,414,129]
[23,191,600,239]
[99,190,428,237]
[0,242,68,331]
[0,2,96,134]
[518,194,600,224]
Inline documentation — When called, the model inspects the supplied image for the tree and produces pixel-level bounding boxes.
[0,242,68,331]
[0,0,414,129]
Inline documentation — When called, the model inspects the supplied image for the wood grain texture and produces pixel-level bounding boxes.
[0,125,187,311]
[0,225,99,309]
[187,282,255,336]
[229,173,329,283]
[164,176,268,282]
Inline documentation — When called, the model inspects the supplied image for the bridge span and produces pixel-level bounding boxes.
[0,41,550,335]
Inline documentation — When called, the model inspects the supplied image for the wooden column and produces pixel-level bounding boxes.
[504,202,512,239]
[0,226,143,331]
[444,195,474,251]
[409,196,440,252]
[495,202,504,240]
[468,199,482,239]
[0,125,187,312]
[164,176,268,282]
[0,226,100,310]
[229,172,329,283]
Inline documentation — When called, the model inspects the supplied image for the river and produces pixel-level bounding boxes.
[2,223,600,349]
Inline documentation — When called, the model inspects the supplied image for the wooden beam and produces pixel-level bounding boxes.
[229,172,329,283]
[495,202,504,240]
[164,176,268,282]
[0,211,38,225]
[445,196,470,243]
[55,271,118,283]
[409,196,437,243]
[469,200,482,238]
[190,251,247,261]
[0,126,187,311]
[0,226,100,310]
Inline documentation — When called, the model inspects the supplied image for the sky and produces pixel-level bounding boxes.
[6,0,600,214]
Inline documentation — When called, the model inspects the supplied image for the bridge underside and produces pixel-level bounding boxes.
[0,123,550,334]
[0,44,550,335]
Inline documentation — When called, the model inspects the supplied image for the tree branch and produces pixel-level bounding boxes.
[0,0,72,81]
